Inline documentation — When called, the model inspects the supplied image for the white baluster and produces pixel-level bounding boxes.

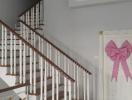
[52,67,55,100]
[34,5,36,29]
[44,60,47,100]
[87,73,90,100]
[55,50,59,100]
[25,26,29,55]
[23,46,26,83]
[73,64,76,99]
[13,35,16,74]
[32,7,35,28]
[22,16,25,22]
[1,25,4,65]
[56,70,59,100]
[36,4,39,28]
[83,71,86,100]
[4,27,7,65]
[67,59,71,100]
[49,44,52,77]
[46,43,49,77]
[33,51,36,94]
[40,0,43,23]
[10,33,13,74]
[26,12,28,25]
[67,59,70,74]
[68,80,72,100]
[26,11,29,26]
[19,40,23,83]
[19,22,21,33]
[64,77,67,100]
[64,56,66,73]
[30,8,33,28]
[57,51,60,84]
[40,38,44,99]
[77,66,79,100]
[35,4,38,28]
[40,57,43,100]
[30,48,33,93]
[64,56,67,100]
[38,1,41,26]
[33,32,36,93]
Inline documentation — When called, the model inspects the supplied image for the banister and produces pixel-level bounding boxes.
[18,20,92,75]
[0,19,75,82]
[18,0,42,17]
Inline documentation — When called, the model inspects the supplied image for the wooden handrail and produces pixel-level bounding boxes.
[0,83,30,93]
[0,19,75,82]
[18,0,42,17]
[19,20,92,75]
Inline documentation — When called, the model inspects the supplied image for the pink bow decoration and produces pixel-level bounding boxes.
[105,40,132,81]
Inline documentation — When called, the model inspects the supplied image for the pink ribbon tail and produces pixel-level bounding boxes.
[112,59,120,81]
[121,60,132,81]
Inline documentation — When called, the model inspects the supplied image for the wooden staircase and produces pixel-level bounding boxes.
[0,0,92,100]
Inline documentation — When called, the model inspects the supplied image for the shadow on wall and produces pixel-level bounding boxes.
[0,0,36,28]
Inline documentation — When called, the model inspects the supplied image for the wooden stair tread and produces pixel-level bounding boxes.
[0,83,29,93]
[0,39,20,40]
[26,76,52,85]
[0,65,10,67]
[16,62,39,66]
[36,83,64,94]
[29,83,63,96]
[0,62,39,68]
[47,91,66,100]
[0,55,30,59]
[0,43,24,45]
[7,68,44,76]
[0,49,23,51]
[47,91,81,100]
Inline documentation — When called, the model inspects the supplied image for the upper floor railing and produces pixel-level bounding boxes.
[19,0,44,29]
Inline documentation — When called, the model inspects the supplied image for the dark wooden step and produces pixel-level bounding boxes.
[0,55,30,59]
[0,39,20,41]
[0,49,23,51]
[32,83,64,95]
[6,68,44,76]
[0,65,10,67]
[0,43,21,45]
[0,38,32,41]
[16,62,39,66]
[0,83,30,93]
[26,76,52,85]
[47,91,66,100]
[0,62,39,68]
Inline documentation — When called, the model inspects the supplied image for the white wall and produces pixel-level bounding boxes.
[0,0,32,27]
[44,0,132,100]
[44,0,132,67]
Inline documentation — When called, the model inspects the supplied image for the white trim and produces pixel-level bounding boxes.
[98,31,104,100]
[69,0,131,8]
